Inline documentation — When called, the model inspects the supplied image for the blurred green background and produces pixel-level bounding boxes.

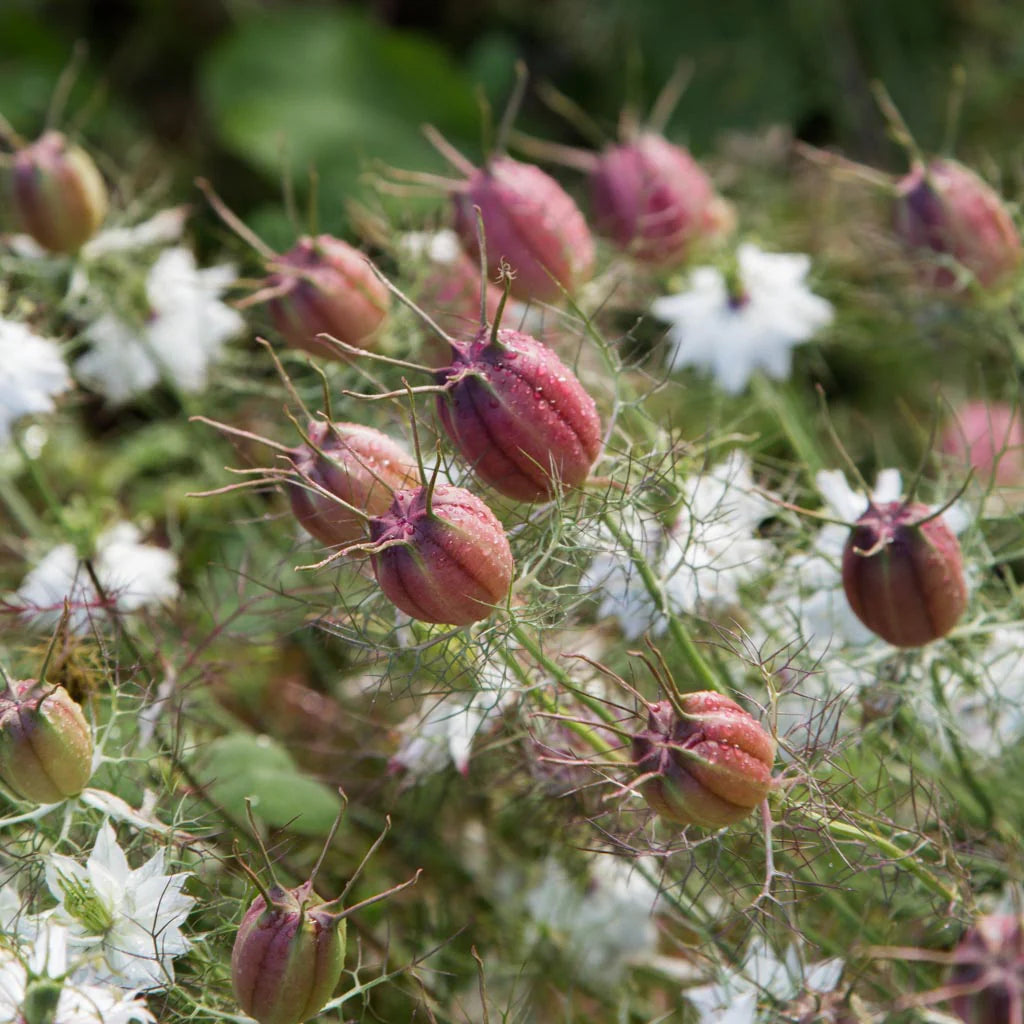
[2,0,1023,244]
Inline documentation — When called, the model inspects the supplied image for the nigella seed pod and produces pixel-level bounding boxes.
[6,131,108,252]
[632,692,775,829]
[939,400,1024,489]
[369,483,514,626]
[895,159,1022,292]
[287,421,418,548]
[263,235,389,357]
[452,156,594,303]
[231,880,346,1024]
[590,132,716,265]
[948,914,1024,1024]
[0,679,93,804]
[841,501,967,648]
[437,326,602,502]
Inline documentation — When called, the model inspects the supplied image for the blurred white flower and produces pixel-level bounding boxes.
[521,854,661,987]
[398,228,463,264]
[0,318,73,445]
[0,918,155,1024]
[74,246,244,403]
[15,521,179,633]
[390,659,516,778]
[46,821,194,992]
[685,937,843,1024]
[80,207,189,260]
[584,451,776,637]
[650,242,834,393]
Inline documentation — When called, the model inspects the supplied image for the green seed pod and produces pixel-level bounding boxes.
[0,679,94,804]
[6,131,108,253]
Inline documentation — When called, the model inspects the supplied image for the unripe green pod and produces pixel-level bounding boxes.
[0,679,94,804]
[632,692,774,829]
[231,879,346,1024]
[5,131,108,252]
[841,501,967,648]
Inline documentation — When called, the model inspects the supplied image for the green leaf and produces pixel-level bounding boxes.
[199,8,479,222]
[194,733,342,836]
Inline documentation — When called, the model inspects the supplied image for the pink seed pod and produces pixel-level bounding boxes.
[948,914,1024,1024]
[418,250,505,338]
[436,325,602,502]
[369,483,514,626]
[451,155,594,303]
[0,679,93,804]
[6,131,108,252]
[939,400,1024,489]
[842,501,967,648]
[231,879,346,1024]
[287,421,418,548]
[590,132,716,265]
[262,235,389,358]
[632,692,775,829]
[894,159,1022,292]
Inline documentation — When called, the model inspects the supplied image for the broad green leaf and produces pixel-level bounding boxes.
[194,733,342,836]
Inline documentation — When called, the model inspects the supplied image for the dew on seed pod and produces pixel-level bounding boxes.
[369,482,514,626]
[4,130,108,252]
[894,159,1022,292]
[939,400,1024,489]
[436,322,602,502]
[841,500,967,648]
[632,691,775,829]
[287,421,418,548]
[0,679,93,804]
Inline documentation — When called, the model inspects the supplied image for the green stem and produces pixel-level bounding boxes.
[797,806,958,903]
[507,621,622,731]
[500,643,620,760]
[598,510,726,695]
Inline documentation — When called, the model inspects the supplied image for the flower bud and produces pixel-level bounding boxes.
[452,156,594,303]
[590,133,716,265]
[948,914,1024,1024]
[632,692,775,829]
[264,235,389,357]
[894,159,1022,292]
[436,326,602,502]
[231,879,346,1024]
[287,421,418,548]
[369,483,514,625]
[0,679,93,804]
[939,400,1024,489]
[841,501,967,648]
[6,131,108,252]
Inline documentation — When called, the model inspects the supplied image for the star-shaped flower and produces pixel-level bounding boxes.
[74,245,244,403]
[15,521,179,633]
[650,242,834,394]
[45,821,194,991]
[0,318,73,446]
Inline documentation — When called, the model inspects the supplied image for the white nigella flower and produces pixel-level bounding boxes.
[390,659,516,778]
[685,937,844,1024]
[650,242,834,394]
[0,318,73,446]
[521,854,661,987]
[398,228,463,265]
[584,451,777,638]
[15,520,179,633]
[74,245,245,403]
[45,821,194,992]
[0,919,155,1024]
